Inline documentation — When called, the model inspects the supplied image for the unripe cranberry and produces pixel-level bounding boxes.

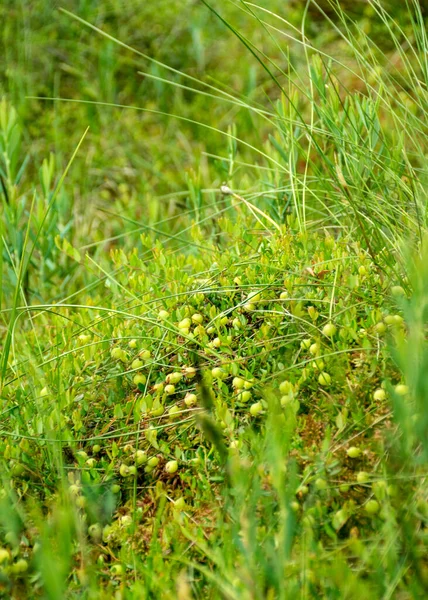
[165,460,178,474]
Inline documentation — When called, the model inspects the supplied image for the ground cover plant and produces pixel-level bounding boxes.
[0,1,427,598]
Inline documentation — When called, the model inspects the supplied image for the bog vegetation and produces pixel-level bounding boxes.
[0,1,427,598]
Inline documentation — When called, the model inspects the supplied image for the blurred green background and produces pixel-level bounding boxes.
[1,0,420,224]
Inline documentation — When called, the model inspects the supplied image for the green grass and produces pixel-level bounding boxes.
[0,1,427,598]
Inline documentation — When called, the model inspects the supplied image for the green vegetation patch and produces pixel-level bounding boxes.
[1,222,426,597]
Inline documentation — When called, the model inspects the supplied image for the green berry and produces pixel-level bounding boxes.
[166,372,183,384]
[347,446,362,458]
[279,380,293,395]
[315,478,328,491]
[151,404,165,416]
[119,464,130,477]
[237,391,252,403]
[249,402,263,416]
[135,450,147,465]
[232,317,242,329]
[184,367,197,378]
[232,377,245,389]
[75,496,86,508]
[211,367,226,380]
[247,292,261,304]
[88,524,102,540]
[374,322,386,334]
[312,358,325,371]
[318,372,331,386]
[133,373,147,386]
[147,456,159,468]
[168,405,180,418]
[119,515,132,527]
[365,499,380,515]
[13,559,28,573]
[111,564,123,576]
[174,496,186,510]
[110,347,123,360]
[165,384,176,395]
[373,480,387,498]
[165,460,178,474]
[373,388,386,401]
[184,393,197,407]
[0,548,9,564]
[322,323,337,337]
[69,484,81,496]
[309,343,320,356]
[178,318,191,330]
[11,463,25,476]
[356,471,370,484]
[395,384,409,396]
[391,286,405,296]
